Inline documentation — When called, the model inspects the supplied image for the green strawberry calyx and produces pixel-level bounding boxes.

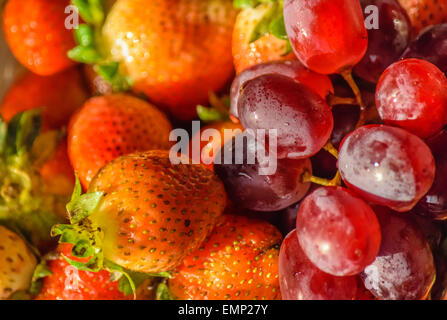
[51,177,171,298]
[68,0,132,92]
[196,92,231,123]
[0,110,66,249]
[233,0,292,55]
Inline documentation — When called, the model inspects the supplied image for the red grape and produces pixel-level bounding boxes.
[230,60,334,120]
[402,24,447,76]
[413,129,447,220]
[338,125,436,212]
[279,230,358,300]
[360,206,436,300]
[296,186,381,276]
[375,58,447,138]
[283,0,368,74]
[214,134,312,212]
[354,0,411,83]
[237,74,334,159]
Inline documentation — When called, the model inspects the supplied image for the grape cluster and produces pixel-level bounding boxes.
[215,0,447,300]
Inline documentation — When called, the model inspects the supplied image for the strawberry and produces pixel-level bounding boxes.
[79,0,237,121]
[34,243,131,300]
[0,110,70,252]
[52,150,227,277]
[39,139,75,197]
[67,93,173,189]
[2,0,77,75]
[398,0,447,34]
[232,2,296,74]
[190,121,244,171]
[0,67,88,132]
[0,225,37,300]
[167,214,282,300]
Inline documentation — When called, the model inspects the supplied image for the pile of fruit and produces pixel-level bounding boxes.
[0,0,447,300]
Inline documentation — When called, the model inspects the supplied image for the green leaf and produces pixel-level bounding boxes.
[0,117,8,154]
[233,0,275,9]
[66,191,103,224]
[72,0,104,26]
[94,63,133,92]
[68,46,102,64]
[62,254,102,272]
[233,0,259,9]
[196,105,228,123]
[269,14,288,40]
[74,24,95,47]
[97,62,119,81]
[29,261,52,295]
[6,110,42,157]
[156,283,173,300]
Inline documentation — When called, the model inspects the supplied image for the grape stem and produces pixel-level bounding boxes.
[326,94,357,107]
[340,69,366,128]
[302,170,342,187]
[323,141,338,159]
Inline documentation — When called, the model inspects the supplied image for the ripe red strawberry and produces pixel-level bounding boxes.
[232,3,296,74]
[0,225,37,299]
[168,214,282,300]
[35,243,131,300]
[101,0,237,120]
[52,150,227,275]
[398,0,447,34]
[0,67,88,132]
[68,93,173,189]
[2,0,77,75]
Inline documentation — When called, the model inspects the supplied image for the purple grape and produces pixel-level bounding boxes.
[214,134,312,212]
[360,206,436,300]
[402,24,447,76]
[230,60,333,119]
[354,0,411,83]
[413,129,447,220]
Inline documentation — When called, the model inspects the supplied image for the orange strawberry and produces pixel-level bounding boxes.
[52,150,227,275]
[0,225,37,300]
[2,0,77,75]
[68,93,173,189]
[168,214,282,300]
[39,139,75,197]
[398,0,447,34]
[101,0,237,120]
[34,243,131,300]
[0,67,88,132]
[190,121,244,171]
[232,3,296,74]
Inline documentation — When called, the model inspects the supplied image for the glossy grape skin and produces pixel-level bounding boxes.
[375,58,447,138]
[283,0,368,74]
[402,24,447,76]
[409,215,442,252]
[229,60,334,120]
[237,74,334,159]
[296,187,381,276]
[214,135,312,212]
[279,230,358,300]
[360,206,436,300]
[413,130,447,220]
[354,0,411,83]
[338,125,436,212]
